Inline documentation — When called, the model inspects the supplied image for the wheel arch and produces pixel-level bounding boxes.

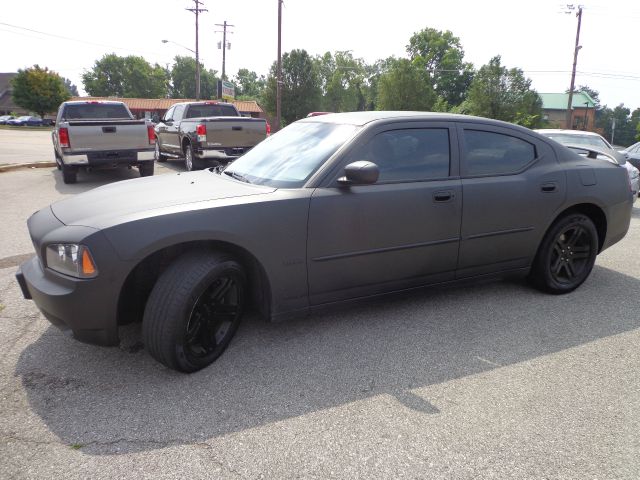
[116,239,272,326]
[548,202,607,253]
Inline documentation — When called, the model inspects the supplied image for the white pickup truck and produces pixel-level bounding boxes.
[52,100,156,184]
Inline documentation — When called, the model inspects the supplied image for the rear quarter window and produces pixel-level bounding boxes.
[464,130,536,176]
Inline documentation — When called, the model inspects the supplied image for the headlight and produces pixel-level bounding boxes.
[45,244,98,278]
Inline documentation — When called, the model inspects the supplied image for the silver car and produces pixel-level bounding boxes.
[536,129,639,198]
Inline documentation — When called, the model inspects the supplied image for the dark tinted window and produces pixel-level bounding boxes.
[62,103,131,120]
[349,128,450,182]
[185,104,238,118]
[464,130,536,176]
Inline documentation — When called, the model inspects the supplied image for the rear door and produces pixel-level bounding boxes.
[456,123,566,278]
[307,122,463,305]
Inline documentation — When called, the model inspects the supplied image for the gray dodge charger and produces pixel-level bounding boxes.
[16,112,633,372]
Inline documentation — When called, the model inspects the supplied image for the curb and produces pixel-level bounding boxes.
[0,161,56,173]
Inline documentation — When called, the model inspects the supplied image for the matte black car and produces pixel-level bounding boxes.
[16,112,633,372]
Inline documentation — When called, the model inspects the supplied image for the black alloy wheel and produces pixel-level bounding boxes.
[143,251,246,372]
[529,213,598,294]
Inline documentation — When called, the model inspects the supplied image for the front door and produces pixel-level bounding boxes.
[307,123,463,305]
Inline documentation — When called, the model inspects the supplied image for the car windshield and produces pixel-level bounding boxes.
[542,133,611,150]
[222,122,359,188]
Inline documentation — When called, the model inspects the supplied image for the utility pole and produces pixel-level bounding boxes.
[565,4,583,130]
[186,0,207,100]
[215,21,234,80]
[276,0,283,132]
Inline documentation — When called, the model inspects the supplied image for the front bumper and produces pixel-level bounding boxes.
[16,256,119,346]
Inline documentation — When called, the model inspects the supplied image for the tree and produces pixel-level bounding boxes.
[407,28,474,108]
[232,68,265,99]
[376,58,436,111]
[459,56,542,128]
[82,54,169,98]
[62,77,79,97]
[263,49,322,125]
[170,56,217,99]
[316,51,366,112]
[11,65,70,118]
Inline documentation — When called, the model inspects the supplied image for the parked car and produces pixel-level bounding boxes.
[536,129,640,197]
[52,100,156,184]
[17,112,633,372]
[620,142,640,170]
[7,115,43,126]
[154,101,268,171]
[0,115,15,124]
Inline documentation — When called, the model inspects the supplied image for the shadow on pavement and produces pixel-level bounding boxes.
[52,166,144,194]
[15,265,640,455]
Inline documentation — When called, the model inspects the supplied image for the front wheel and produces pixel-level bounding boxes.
[142,251,246,372]
[529,213,598,294]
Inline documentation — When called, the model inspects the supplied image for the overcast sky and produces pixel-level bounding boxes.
[1,0,639,110]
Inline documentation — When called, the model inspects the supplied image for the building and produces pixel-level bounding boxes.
[68,96,265,121]
[539,92,597,130]
[0,73,28,116]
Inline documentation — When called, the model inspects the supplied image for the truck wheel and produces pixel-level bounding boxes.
[142,251,246,372]
[154,141,167,163]
[528,213,598,294]
[184,143,201,171]
[139,161,155,177]
[62,165,77,184]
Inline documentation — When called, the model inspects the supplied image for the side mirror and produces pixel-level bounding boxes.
[338,161,379,185]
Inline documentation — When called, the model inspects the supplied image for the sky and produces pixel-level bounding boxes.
[1,0,639,110]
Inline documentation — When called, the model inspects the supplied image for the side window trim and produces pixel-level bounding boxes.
[457,123,540,178]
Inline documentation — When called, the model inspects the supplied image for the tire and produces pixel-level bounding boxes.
[184,143,201,171]
[154,141,167,163]
[529,213,598,294]
[62,165,77,184]
[142,251,246,372]
[139,161,155,177]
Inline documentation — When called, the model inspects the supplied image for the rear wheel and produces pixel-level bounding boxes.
[62,165,77,184]
[139,161,155,177]
[529,213,598,294]
[184,143,196,171]
[142,251,246,372]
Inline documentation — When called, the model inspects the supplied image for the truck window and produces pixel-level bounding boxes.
[173,105,185,122]
[185,104,238,118]
[62,104,131,120]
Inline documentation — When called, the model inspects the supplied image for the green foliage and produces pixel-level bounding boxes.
[232,68,266,99]
[263,49,322,125]
[170,56,217,99]
[461,56,542,128]
[316,51,367,112]
[82,54,169,98]
[407,28,474,108]
[377,58,436,111]
[62,78,79,97]
[11,65,70,118]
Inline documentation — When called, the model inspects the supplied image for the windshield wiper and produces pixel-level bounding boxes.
[224,170,251,183]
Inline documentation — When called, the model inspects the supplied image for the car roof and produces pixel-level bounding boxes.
[535,128,603,138]
[298,111,533,131]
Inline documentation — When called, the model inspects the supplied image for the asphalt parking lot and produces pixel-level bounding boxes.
[1,131,639,478]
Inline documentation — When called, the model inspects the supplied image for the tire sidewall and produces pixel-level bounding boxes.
[174,260,246,372]
[535,213,598,293]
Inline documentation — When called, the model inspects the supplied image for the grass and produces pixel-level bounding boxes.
[70,443,83,450]
[0,125,53,131]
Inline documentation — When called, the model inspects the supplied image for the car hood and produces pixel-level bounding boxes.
[51,170,276,228]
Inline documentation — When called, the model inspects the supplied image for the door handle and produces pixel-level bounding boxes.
[540,182,557,193]
[433,190,454,202]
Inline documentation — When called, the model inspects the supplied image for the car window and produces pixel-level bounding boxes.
[62,104,131,120]
[173,105,185,122]
[463,130,536,176]
[346,128,450,182]
[185,104,238,118]
[164,106,175,121]
[542,133,610,150]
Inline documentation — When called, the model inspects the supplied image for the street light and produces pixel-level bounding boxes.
[162,39,199,100]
